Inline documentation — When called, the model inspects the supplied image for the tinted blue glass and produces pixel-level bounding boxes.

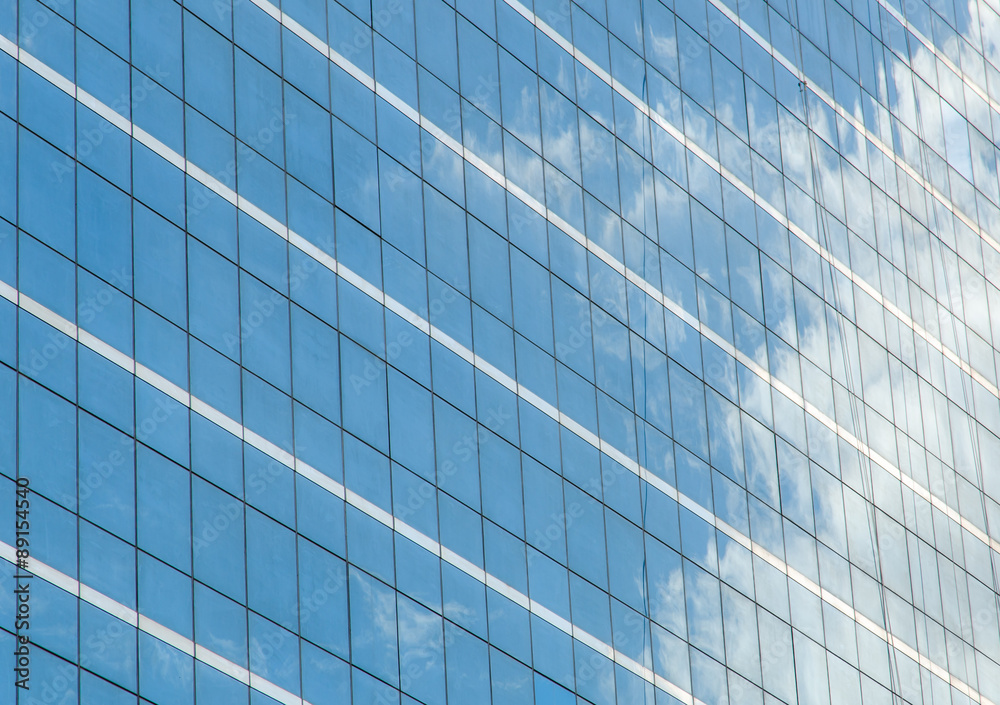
[137,445,191,573]
[185,105,235,186]
[194,582,247,668]
[76,104,132,190]
[333,119,380,231]
[237,147,286,224]
[346,504,395,584]
[234,49,284,167]
[135,380,189,465]
[19,310,76,399]
[195,661,249,705]
[9,2,1000,703]
[284,85,332,199]
[444,624,490,703]
[19,0,75,77]
[0,118,14,223]
[76,32,129,120]
[340,337,389,452]
[80,670,136,705]
[245,441,296,526]
[240,272,291,392]
[187,237,237,353]
[387,369,433,479]
[19,64,74,153]
[19,492,77,579]
[139,552,192,639]
[80,522,136,609]
[349,568,399,686]
[78,0,129,57]
[282,28,330,109]
[242,369,293,448]
[132,142,185,226]
[190,338,242,422]
[0,54,12,119]
[246,509,297,628]
[19,375,76,509]
[297,538,349,656]
[131,0,183,96]
[78,409,135,538]
[292,401,344,482]
[192,476,246,601]
[415,0,457,88]
[19,129,75,256]
[138,634,194,704]
[135,305,187,387]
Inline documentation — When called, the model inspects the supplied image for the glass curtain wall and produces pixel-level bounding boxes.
[2,0,1000,704]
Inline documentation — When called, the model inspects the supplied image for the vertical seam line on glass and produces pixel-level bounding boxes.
[2,37,996,572]
[4,7,998,700]
[4,19,994,565]
[209,2,1000,542]
[871,0,999,113]
[0,16,1000,592]
[248,0,1000,406]
[0,543,309,705]
[0,255,989,702]
[495,0,1000,379]
[701,0,1000,250]
[4,6,998,620]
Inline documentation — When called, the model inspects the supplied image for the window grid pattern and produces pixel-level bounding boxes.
[1,0,999,704]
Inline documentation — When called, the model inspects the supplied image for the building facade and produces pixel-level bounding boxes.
[2,0,1000,703]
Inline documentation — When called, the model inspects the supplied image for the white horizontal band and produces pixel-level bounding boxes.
[1,274,988,703]
[497,0,1000,401]
[872,0,1000,118]
[703,0,1000,260]
[2,19,996,699]
[240,0,1000,568]
[2,9,995,567]
[0,543,309,705]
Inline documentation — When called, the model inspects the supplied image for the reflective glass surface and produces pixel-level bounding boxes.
[3,0,1000,703]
